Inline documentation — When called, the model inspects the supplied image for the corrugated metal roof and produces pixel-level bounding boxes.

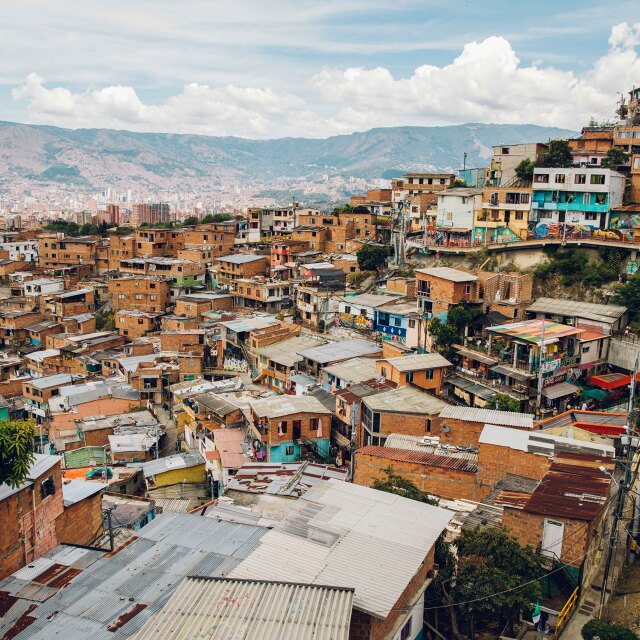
[297,338,381,364]
[152,498,193,513]
[62,479,106,506]
[193,392,239,416]
[383,434,478,460]
[255,335,327,368]
[227,479,453,619]
[357,445,478,472]
[526,297,627,323]
[414,267,478,282]
[439,405,534,428]
[139,452,205,478]
[217,253,266,264]
[227,461,348,496]
[250,395,332,419]
[0,513,270,640]
[363,385,451,415]
[29,373,74,390]
[381,352,452,372]
[129,577,353,640]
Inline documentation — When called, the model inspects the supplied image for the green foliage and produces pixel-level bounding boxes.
[613,275,640,320]
[602,147,629,170]
[447,302,477,335]
[97,310,115,331]
[356,245,389,271]
[429,302,480,360]
[582,619,638,640]
[449,178,467,188]
[534,249,618,288]
[537,139,574,168]
[182,216,199,226]
[372,466,440,505]
[0,421,36,488]
[197,213,233,224]
[515,158,535,181]
[452,527,545,625]
[44,220,81,236]
[347,270,376,286]
[492,394,521,412]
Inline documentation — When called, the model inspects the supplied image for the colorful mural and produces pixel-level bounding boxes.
[337,313,373,332]
[609,211,640,229]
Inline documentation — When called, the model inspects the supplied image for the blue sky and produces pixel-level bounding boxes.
[1,0,640,137]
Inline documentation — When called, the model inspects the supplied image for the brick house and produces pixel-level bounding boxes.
[108,276,171,313]
[38,236,103,276]
[43,287,96,319]
[23,373,82,424]
[270,239,310,268]
[0,455,64,579]
[360,386,451,447]
[500,457,613,583]
[376,353,452,395]
[215,254,268,284]
[55,480,105,547]
[477,423,615,498]
[0,310,43,347]
[191,392,245,429]
[248,395,332,462]
[230,278,293,313]
[415,266,480,319]
[174,293,234,320]
[116,310,163,338]
[354,438,480,501]
[435,406,534,448]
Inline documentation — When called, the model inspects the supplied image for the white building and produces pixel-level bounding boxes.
[436,188,483,230]
[0,241,38,262]
[23,278,65,298]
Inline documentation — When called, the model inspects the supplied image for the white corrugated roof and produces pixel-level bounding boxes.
[297,338,380,364]
[250,395,332,419]
[439,405,534,428]
[526,297,627,323]
[228,479,453,619]
[414,267,478,282]
[129,577,354,640]
[381,352,452,371]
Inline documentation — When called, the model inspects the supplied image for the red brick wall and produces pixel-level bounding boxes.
[354,451,480,501]
[262,411,331,447]
[55,493,103,546]
[477,442,551,495]
[502,508,591,567]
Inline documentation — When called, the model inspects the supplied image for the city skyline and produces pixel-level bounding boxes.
[0,1,639,138]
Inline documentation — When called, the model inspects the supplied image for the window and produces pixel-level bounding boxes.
[285,446,294,456]
[575,174,586,184]
[406,371,414,383]
[501,147,510,155]
[515,212,524,220]
[381,366,387,377]
[585,212,598,221]
[344,306,351,315]
[118,293,125,299]
[554,174,566,184]
[310,418,319,430]
[463,284,472,296]
[534,173,549,183]
[426,418,432,433]
[590,157,599,165]
[408,319,416,328]
[279,420,288,434]
[150,294,157,301]
[425,369,435,380]
[40,475,56,499]
[394,317,401,327]
[590,174,605,185]
[400,618,412,640]
[119,317,125,323]
[595,193,607,204]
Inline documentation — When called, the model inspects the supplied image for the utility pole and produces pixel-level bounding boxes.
[349,401,359,481]
[463,152,468,172]
[600,355,640,612]
[103,505,117,551]
[535,318,546,416]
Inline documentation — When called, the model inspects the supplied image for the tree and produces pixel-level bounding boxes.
[356,244,388,271]
[182,216,199,226]
[613,276,640,321]
[492,394,521,412]
[602,147,630,170]
[449,178,467,188]
[0,421,36,488]
[428,317,460,360]
[372,466,439,505]
[447,302,478,336]
[582,619,638,640]
[448,527,545,638]
[537,139,574,168]
[515,158,535,181]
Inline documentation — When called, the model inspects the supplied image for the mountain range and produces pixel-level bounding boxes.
[0,121,577,192]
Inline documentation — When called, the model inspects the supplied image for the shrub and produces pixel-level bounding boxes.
[582,619,638,640]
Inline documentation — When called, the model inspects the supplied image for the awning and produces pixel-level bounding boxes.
[333,431,350,450]
[542,381,581,400]
[581,388,609,401]
[491,365,534,382]
[447,376,497,401]
[436,227,471,233]
[590,372,638,390]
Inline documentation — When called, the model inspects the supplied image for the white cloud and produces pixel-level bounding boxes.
[12,73,304,136]
[10,22,640,138]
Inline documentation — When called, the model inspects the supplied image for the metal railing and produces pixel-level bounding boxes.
[554,586,579,638]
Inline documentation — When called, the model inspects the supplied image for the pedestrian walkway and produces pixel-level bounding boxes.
[153,403,179,457]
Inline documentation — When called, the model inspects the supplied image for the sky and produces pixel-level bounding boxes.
[1,1,640,139]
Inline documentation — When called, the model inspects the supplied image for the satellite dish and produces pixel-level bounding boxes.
[441,424,450,433]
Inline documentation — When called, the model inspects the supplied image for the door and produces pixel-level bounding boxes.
[293,420,301,440]
[541,519,564,559]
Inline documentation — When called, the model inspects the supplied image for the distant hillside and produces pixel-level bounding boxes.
[0,121,577,191]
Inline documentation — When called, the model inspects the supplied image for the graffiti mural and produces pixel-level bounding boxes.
[337,313,372,332]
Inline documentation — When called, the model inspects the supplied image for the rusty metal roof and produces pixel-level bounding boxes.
[357,445,478,473]
[520,461,612,521]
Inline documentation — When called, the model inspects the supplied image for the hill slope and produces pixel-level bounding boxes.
[0,121,577,191]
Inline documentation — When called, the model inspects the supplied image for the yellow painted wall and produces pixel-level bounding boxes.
[151,464,206,488]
